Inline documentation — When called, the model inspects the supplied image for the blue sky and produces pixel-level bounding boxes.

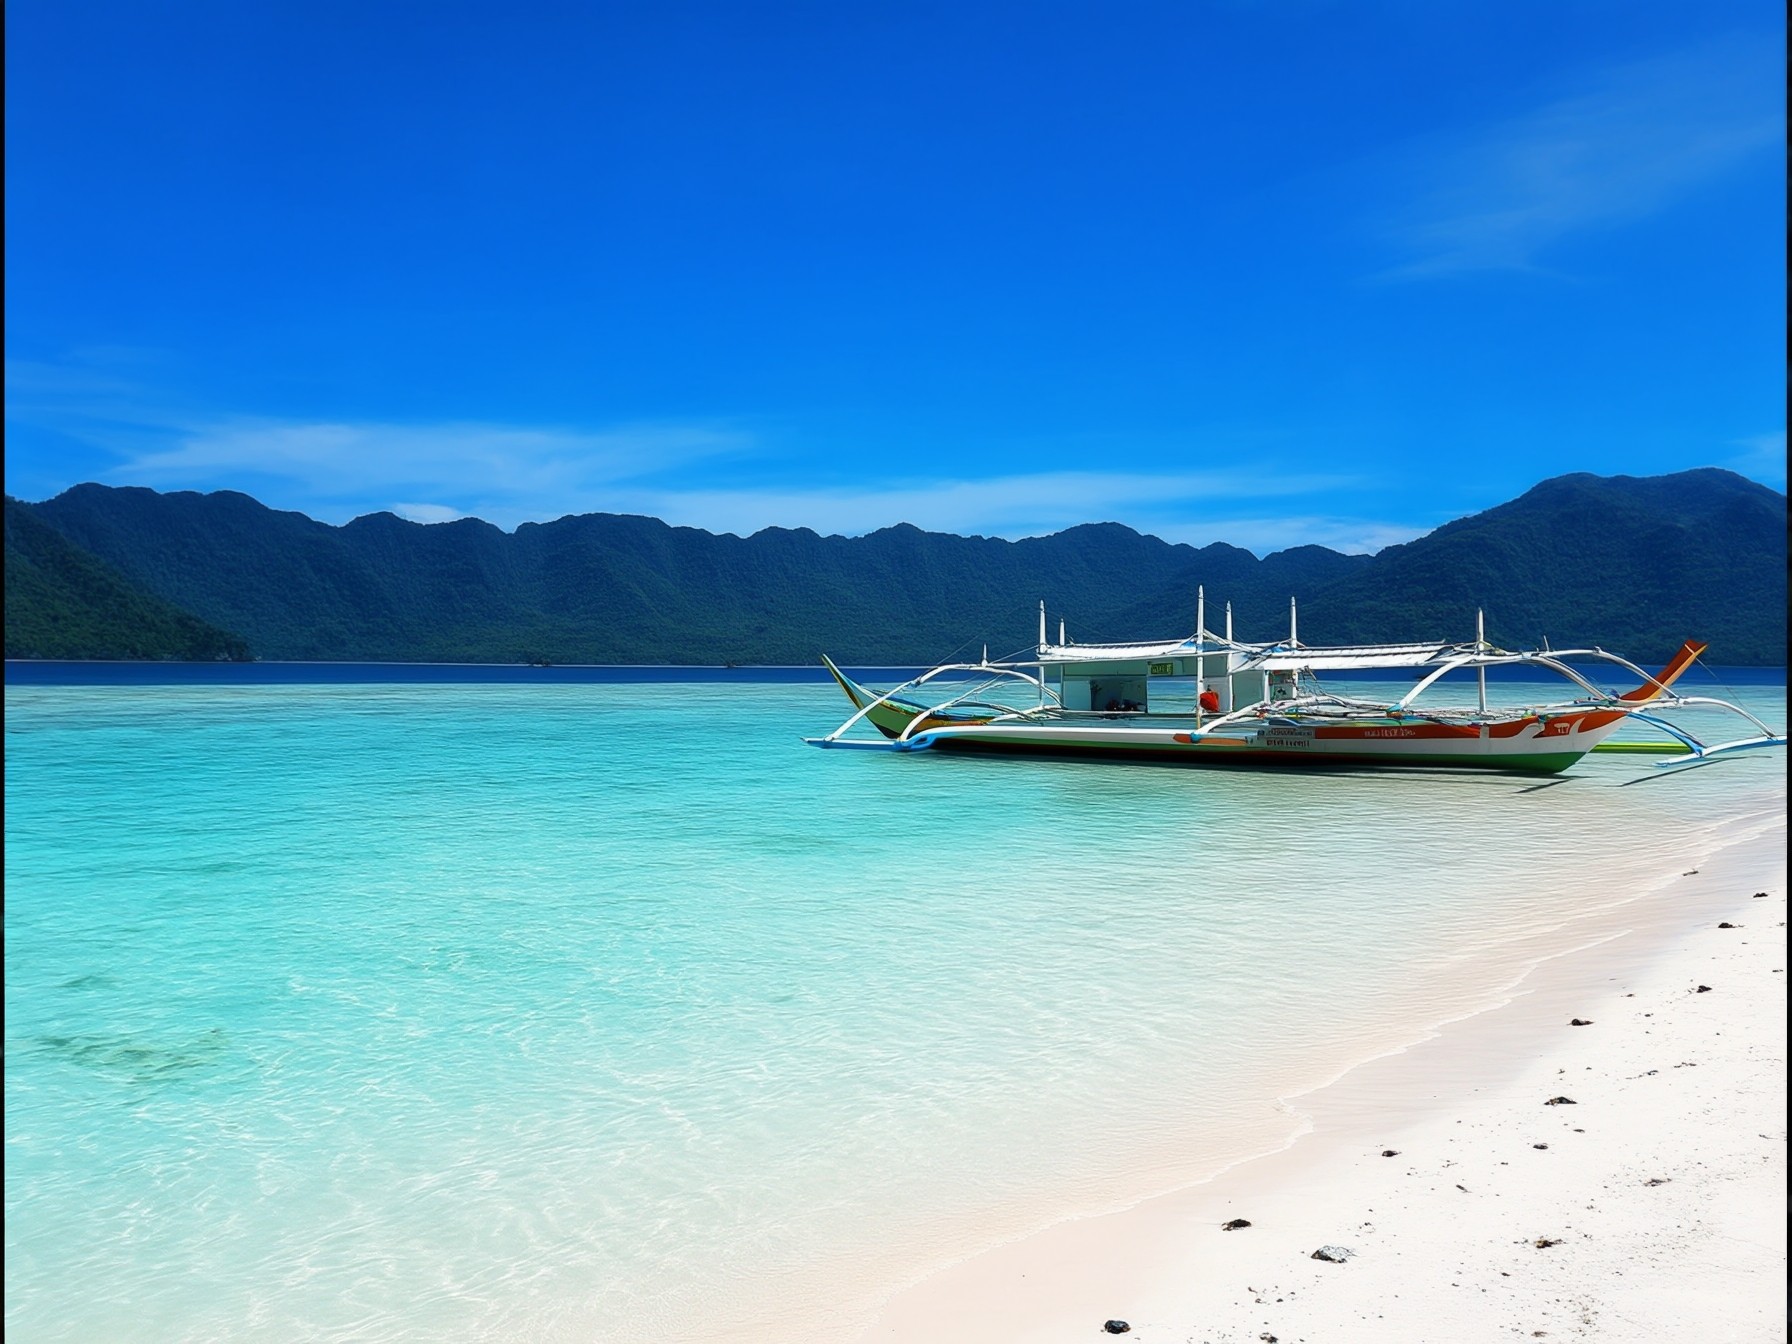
[5,0,1784,555]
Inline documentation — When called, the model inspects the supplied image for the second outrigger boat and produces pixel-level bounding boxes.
[809,592,1786,776]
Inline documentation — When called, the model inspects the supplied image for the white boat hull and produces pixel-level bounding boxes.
[900,713,1630,774]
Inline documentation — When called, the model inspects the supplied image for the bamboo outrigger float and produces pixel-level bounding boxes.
[809,592,1786,775]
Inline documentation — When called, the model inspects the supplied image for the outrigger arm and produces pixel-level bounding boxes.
[805,661,1054,749]
[1611,702,1792,768]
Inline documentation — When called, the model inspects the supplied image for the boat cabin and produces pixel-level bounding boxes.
[1045,651,1258,715]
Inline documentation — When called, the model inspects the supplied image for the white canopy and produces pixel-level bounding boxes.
[1242,642,1458,670]
[1034,637,1213,663]
[1033,637,1467,671]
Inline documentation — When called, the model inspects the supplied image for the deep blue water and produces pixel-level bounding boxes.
[7,659,1783,688]
[4,660,891,686]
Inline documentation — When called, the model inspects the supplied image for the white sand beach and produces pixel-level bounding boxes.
[862,814,1787,1343]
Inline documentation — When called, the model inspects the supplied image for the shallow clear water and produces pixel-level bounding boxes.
[5,673,1784,1342]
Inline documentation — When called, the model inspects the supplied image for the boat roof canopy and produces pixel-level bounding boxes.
[1243,642,1456,670]
[1036,638,1205,663]
[1034,638,1461,671]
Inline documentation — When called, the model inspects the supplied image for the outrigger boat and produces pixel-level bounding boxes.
[809,592,1786,775]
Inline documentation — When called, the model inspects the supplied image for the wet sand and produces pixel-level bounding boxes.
[861,817,1787,1343]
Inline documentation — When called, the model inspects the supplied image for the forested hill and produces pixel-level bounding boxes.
[1296,471,1788,660]
[10,468,1787,665]
[4,496,250,661]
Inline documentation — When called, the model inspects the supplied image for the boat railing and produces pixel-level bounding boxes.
[1397,648,1615,708]
[1176,684,1785,741]
[1391,645,1725,711]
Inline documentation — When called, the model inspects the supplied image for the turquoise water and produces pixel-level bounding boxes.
[5,674,1785,1342]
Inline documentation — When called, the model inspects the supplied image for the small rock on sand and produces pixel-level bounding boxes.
[1569,1019,1593,1026]
[1544,1096,1576,1105]
[1221,1218,1252,1231]
[1695,985,1713,992]
[1102,1320,1130,1334]
[1381,1149,1399,1157]
[1311,1245,1355,1263]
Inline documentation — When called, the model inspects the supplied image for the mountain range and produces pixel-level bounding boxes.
[5,468,1786,665]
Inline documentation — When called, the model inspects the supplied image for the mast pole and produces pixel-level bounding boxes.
[1196,586,1206,718]
[1477,608,1488,715]
[1224,601,1236,713]
[1289,596,1298,647]
[1038,600,1047,653]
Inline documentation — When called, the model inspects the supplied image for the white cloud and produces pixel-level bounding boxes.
[85,411,1367,543]
[112,417,752,500]
[390,502,466,524]
[1724,430,1786,490]
[4,354,1424,553]
[596,469,1365,544]
[1376,35,1781,279]
[1144,514,1427,556]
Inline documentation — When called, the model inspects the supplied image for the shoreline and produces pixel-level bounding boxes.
[859,807,1787,1342]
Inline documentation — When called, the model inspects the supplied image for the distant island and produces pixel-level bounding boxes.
[5,468,1786,666]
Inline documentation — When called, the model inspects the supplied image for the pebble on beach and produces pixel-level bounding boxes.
[1311,1245,1355,1263]
[1221,1218,1252,1231]
[1102,1320,1130,1334]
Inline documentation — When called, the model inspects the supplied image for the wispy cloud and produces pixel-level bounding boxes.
[7,354,1390,549]
[115,417,752,505]
[1145,514,1427,556]
[1725,430,1786,490]
[6,357,752,523]
[6,353,1428,552]
[391,502,466,524]
[1375,34,1781,280]
[602,469,1366,546]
